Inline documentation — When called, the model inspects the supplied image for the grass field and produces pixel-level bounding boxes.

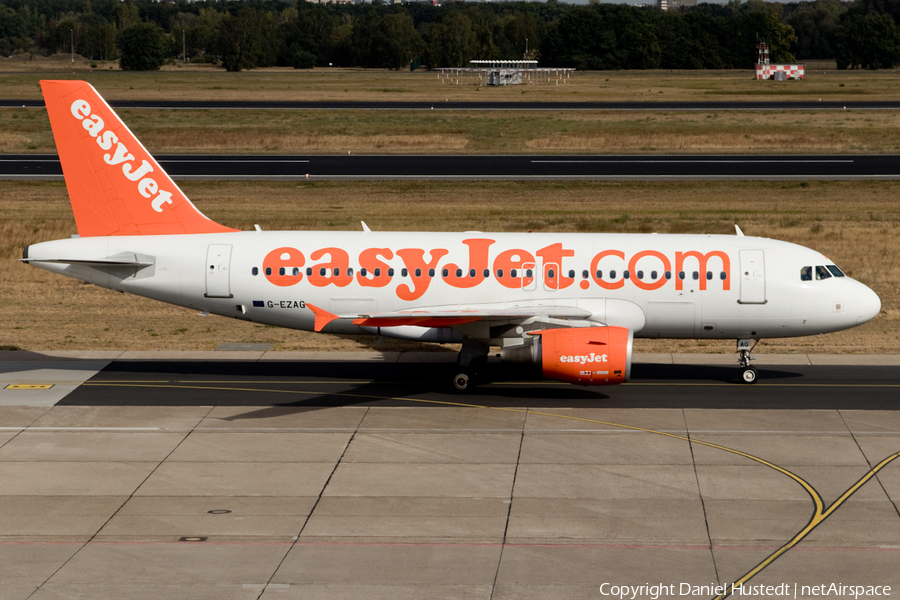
[6,63,900,155]
[2,179,897,354]
[7,106,900,155]
[0,57,894,103]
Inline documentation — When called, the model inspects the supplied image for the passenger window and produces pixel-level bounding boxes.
[582,270,589,279]
[415,268,421,277]
[456,269,463,277]
[401,268,408,277]
[526,269,533,278]
[827,265,845,277]
[292,267,300,276]
[483,269,490,278]
[279,267,285,276]
[637,270,644,280]
[651,271,657,280]
[374,268,381,276]
[333,268,340,277]
[442,269,449,277]
[265,267,272,276]
[497,269,504,278]
[720,271,727,280]
[678,271,685,280]
[252,267,258,276]
[347,268,353,276]
[548,269,555,279]
[306,267,312,277]
[815,266,832,280]
[595,270,602,279]
[388,268,394,277]
[692,271,699,280]
[665,271,671,280]
[609,270,617,279]
[470,269,476,278]
[568,270,575,278]
[429,269,435,277]
[360,268,367,277]
[706,271,712,280]
[511,269,517,278]
[319,268,326,276]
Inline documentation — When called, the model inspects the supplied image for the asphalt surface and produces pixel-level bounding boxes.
[5,153,900,181]
[53,361,900,409]
[4,99,900,110]
[2,353,899,599]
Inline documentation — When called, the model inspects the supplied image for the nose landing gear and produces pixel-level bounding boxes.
[737,338,759,384]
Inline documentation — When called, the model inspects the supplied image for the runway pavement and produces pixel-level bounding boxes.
[5,153,900,181]
[1,351,898,600]
[5,99,900,110]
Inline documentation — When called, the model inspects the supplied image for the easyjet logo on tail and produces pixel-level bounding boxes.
[69,99,173,213]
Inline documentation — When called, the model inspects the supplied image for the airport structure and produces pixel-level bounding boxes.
[755,41,805,80]
[658,0,697,10]
[436,60,574,86]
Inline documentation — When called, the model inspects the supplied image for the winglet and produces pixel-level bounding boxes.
[361,221,371,233]
[40,80,238,237]
[735,224,745,237]
[307,303,339,332]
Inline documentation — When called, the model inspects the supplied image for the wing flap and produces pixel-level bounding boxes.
[350,306,593,328]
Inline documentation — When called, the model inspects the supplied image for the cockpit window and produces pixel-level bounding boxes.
[827,265,845,277]
[815,266,832,280]
[800,266,812,281]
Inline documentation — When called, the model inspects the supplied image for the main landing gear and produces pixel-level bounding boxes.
[452,340,489,393]
[737,338,759,384]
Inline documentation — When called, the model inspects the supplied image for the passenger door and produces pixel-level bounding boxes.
[205,244,233,298]
[739,249,766,304]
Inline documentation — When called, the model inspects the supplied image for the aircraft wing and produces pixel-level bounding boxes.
[352,307,592,327]
[307,303,596,332]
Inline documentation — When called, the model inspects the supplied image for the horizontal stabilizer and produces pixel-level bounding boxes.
[21,251,154,268]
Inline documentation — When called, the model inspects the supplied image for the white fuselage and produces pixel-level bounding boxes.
[25,231,881,344]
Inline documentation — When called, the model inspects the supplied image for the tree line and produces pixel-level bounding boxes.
[1,0,898,71]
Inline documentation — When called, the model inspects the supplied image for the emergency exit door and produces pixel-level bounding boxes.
[205,244,233,298]
[739,249,766,304]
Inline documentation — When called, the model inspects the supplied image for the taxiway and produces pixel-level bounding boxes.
[5,154,900,181]
[1,351,898,600]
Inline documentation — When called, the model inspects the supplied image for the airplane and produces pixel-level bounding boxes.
[22,80,882,391]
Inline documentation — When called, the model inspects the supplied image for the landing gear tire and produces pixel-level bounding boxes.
[452,372,472,393]
[737,339,760,384]
[740,367,758,384]
[455,340,488,394]
[453,373,475,394]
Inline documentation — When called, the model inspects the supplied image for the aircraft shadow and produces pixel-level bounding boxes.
[57,359,900,412]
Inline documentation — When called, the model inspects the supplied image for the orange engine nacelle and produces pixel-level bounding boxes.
[532,326,632,385]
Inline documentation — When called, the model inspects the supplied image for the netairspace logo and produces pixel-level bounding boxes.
[598,583,892,600]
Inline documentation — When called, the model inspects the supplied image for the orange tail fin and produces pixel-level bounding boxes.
[41,80,238,237]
